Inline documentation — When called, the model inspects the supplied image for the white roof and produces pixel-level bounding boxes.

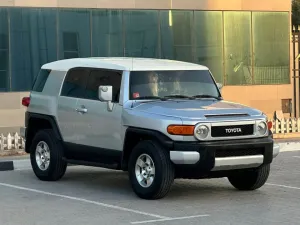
[41,57,209,72]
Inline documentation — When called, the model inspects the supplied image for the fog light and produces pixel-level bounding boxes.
[194,124,209,140]
[257,121,267,136]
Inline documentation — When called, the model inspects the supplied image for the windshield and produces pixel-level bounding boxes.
[129,70,221,100]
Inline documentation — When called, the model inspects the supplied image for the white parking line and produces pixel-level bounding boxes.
[293,156,300,159]
[131,214,210,224]
[266,183,300,190]
[0,182,168,219]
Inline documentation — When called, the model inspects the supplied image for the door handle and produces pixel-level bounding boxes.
[76,107,88,114]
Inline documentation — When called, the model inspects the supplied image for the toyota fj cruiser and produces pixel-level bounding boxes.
[21,57,280,199]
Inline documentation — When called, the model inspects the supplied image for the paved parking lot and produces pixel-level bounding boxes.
[0,150,299,225]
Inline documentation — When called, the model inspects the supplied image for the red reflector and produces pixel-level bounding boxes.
[267,121,273,130]
[22,97,30,107]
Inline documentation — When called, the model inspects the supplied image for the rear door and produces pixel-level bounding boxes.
[56,67,90,145]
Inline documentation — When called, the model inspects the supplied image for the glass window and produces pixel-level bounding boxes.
[0,9,9,92]
[224,12,252,85]
[92,10,123,57]
[194,11,223,83]
[85,69,122,102]
[58,9,91,59]
[160,10,193,62]
[252,12,290,85]
[61,68,90,98]
[32,69,51,92]
[129,70,220,100]
[124,10,159,58]
[10,8,57,91]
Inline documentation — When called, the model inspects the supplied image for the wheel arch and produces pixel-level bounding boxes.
[121,127,174,171]
[25,112,63,153]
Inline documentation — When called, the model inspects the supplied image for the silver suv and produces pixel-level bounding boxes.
[21,57,280,199]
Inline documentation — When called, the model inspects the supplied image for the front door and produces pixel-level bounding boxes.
[73,68,123,163]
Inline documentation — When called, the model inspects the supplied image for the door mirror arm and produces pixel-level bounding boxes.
[98,85,114,112]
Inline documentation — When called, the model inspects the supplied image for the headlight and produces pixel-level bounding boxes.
[194,124,209,140]
[257,121,267,136]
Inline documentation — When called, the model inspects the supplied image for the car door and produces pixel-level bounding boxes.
[75,68,123,155]
[56,67,90,146]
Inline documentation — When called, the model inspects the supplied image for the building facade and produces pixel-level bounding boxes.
[0,0,292,133]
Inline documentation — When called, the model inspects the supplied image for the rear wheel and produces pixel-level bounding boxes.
[30,129,67,181]
[228,164,270,190]
[128,140,175,199]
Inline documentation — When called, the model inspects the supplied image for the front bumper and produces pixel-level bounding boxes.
[169,136,278,172]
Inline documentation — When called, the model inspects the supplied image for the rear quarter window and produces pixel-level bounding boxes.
[32,69,51,92]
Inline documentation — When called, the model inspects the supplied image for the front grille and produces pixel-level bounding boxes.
[215,148,264,158]
[211,124,254,137]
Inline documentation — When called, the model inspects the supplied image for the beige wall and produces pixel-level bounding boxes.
[0,0,291,11]
[0,92,29,134]
[222,85,292,119]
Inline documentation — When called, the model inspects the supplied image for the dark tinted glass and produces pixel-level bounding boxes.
[160,10,193,62]
[194,11,223,83]
[224,12,252,85]
[252,12,289,84]
[92,10,123,57]
[32,69,51,92]
[61,68,90,98]
[58,9,91,59]
[129,70,220,100]
[0,9,9,92]
[10,8,57,91]
[85,69,122,102]
[124,10,159,57]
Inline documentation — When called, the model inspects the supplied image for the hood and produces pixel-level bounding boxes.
[130,100,262,120]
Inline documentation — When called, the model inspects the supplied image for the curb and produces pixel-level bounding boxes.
[0,157,78,172]
[0,161,14,171]
[0,158,31,171]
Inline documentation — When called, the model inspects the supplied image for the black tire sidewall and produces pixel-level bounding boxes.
[228,164,270,190]
[128,140,173,199]
[30,129,65,180]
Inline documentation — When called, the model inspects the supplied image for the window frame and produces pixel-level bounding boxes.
[31,69,51,92]
[128,69,222,100]
[60,66,123,103]
[60,67,91,99]
[84,67,123,103]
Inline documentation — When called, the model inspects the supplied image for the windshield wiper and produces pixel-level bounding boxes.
[192,94,222,100]
[163,94,194,100]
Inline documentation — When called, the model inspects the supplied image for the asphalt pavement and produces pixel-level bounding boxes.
[0,150,299,225]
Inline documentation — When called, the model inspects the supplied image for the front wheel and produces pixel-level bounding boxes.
[228,164,270,190]
[128,140,175,200]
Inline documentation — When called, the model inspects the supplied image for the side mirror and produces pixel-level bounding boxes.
[217,83,223,90]
[98,85,112,102]
[98,85,114,111]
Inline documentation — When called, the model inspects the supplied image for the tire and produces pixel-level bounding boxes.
[128,140,175,200]
[228,164,270,190]
[30,129,67,181]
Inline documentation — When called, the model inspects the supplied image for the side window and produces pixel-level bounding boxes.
[85,69,122,102]
[32,69,51,92]
[61,68,90,98]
